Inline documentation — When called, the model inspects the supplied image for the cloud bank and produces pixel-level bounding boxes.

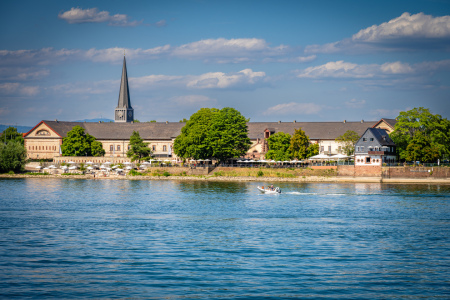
[58,7,142,26]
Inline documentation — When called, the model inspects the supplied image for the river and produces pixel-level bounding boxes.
[1,178,449,299]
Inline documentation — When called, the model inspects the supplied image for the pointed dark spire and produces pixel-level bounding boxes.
[117,56,132,109]
[115,55,134,122]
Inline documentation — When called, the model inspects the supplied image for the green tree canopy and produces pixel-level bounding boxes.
[127,131,151,162]
[265,132,292,161]
[1,127,24,145]
[173,107,251,162]
[288,128,311,159]
[61,126,104,156]
[307,143,319,158]
[335,130,360,156]
[391,107,450,161]
[0,141,27,173]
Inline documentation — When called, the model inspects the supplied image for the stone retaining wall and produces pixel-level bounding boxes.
[382,166,450,179]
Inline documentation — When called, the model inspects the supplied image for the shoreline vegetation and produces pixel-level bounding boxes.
[1,172,449,184]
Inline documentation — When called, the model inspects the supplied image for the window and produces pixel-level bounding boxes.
[163,145,167,151]
[370,138,374,141]
[36,130,50,136]
[117,145,120,151]
[128,145,131,150]
[320,146,324,152]
[361,146,364,151]
[328,146,331,153]
[152,145,156,151]
[366,157,370,163]
[110,145,114,151]
[363,138,367,141]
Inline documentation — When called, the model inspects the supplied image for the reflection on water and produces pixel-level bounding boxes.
[0,178,449,299]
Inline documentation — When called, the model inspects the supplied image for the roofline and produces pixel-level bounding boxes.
[372,118,395,130]
[23,120,63,138]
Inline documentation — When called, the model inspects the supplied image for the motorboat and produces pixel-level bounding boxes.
[257,186,281,194]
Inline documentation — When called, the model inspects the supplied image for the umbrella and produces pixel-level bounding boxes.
[87,166,93,170]
[86,161,93,164]
[35,166,42,169]
[116,168,123,171]
[60,166,68,169]
[69,166,77,170]
[48,165,56,168]
[330,153,350,159]
[308,154,330,160]
[104,161,112,165]
[124,162,132,165]
[68,161,76,164]
[126,166,132,170]
[43,167,49,170]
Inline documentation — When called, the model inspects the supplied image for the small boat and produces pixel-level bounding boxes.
[257,186,281,194]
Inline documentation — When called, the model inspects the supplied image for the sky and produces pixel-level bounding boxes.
[1,0,450,126]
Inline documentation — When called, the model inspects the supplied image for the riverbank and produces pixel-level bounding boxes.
[1,173,450,184]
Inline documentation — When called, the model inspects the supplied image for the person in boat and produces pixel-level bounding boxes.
[270,185,274,191]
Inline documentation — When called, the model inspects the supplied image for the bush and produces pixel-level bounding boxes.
[24,172,50,175]
[128,169,143,176]
[163,171,171,177]
[257,170,264,177]
[8,170,14,175]
[214,171,224,177]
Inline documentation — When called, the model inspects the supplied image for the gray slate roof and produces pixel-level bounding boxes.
[355,128,396,153]
[41,120,378,141]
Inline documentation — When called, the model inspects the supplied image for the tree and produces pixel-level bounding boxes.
[208,107,252,162]
[0,141,27,173]
[173,107,251,162]
[404,131,441,163]
[127,131,151,162]
[91,140,105,157]
[1,127,24,145]
[265,132,292,161]
[307,143,319,158]
[179,118,188,122]
[289,128,311,159]
[391,107,450,161]
[61,126,104,156]
[335,130,360,156]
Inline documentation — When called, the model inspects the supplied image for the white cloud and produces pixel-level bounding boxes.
[370,108,403,118]
[345,99,366,109]
[353,12,450,42]
[297,61,377,78]
[296,60,420,79]
[58,7,141,26]
[306,12,450,53]
[263,102,323,116]
[0,82,39,96]
[186,69,266,89]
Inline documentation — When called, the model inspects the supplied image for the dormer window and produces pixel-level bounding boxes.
[36,130,50,136]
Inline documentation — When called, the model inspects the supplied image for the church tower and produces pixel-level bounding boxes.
[115,55,134,123]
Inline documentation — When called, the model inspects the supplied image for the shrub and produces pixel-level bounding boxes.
[214,171,224,177]
[163,171,171,177]
[128,169,143,176]
[257,170,264,177]
[8,170,14,175]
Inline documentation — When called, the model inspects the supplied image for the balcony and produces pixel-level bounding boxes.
[368,151,385,155]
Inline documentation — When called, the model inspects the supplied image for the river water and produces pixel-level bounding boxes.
[1,178,449,299]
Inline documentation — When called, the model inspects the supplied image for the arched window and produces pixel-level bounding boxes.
[110,145,114,151]
[36,130,50,136]
[117,145,120,151]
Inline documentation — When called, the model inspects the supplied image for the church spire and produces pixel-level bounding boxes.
[115,55,134,122]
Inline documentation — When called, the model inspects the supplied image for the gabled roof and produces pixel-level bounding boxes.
[247,121,377,140]
[23,120,62,138]
[117,56,131,109]
[25,120,380,141]
[372,118,397,130]
[358,128,396,146]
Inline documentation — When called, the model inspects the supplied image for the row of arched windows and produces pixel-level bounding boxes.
[29,145,57,151]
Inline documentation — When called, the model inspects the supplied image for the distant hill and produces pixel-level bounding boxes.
[72,118,114,123]
[0,125,33,133]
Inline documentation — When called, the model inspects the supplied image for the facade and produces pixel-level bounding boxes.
[354,128,397,167]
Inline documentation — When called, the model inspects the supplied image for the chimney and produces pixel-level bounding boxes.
[361,119,364,123]
[278,120,281,124]
[343,120,346,123]
[166,121,169,124]
[55,119,58,122]
[293,120,296,123]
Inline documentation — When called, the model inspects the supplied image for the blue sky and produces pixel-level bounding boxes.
[1,0,449,126]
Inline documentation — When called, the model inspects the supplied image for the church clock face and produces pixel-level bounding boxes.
[118,111,123,118]
[128,111,132,117]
